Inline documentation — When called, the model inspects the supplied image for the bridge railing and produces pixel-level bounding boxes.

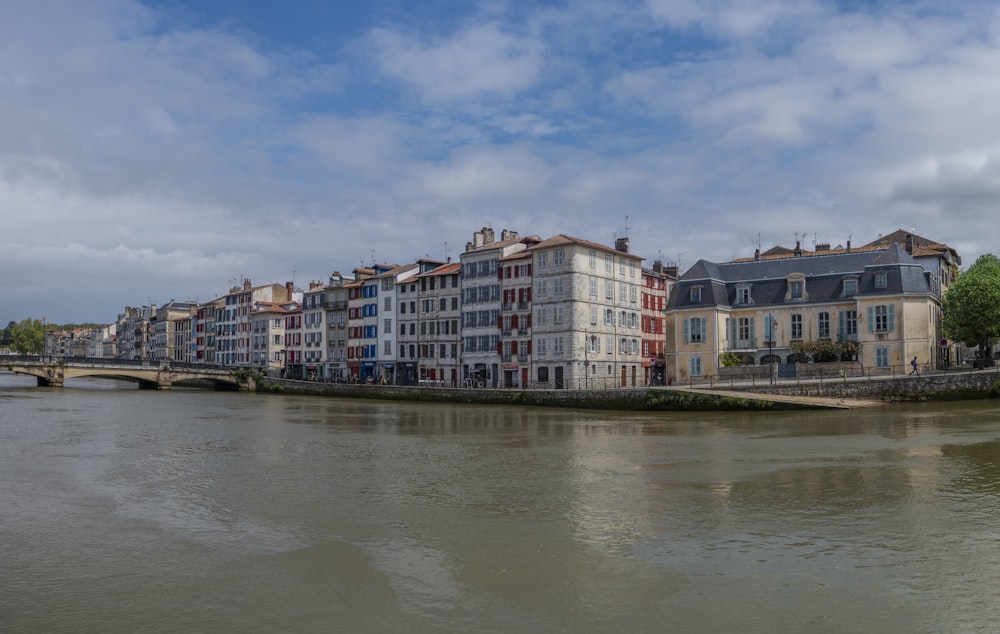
[0,354,233,373]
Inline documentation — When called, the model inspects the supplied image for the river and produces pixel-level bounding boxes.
[2,373,1000,633]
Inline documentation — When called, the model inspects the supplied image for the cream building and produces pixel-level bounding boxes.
[666,235,956,381]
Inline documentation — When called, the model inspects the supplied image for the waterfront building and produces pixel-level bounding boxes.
[115,305,155,360]
[415,262,462,387]
[324,272,350,381]
[498,249,534,388]
[641,261,676,385]
[250,302,292,373]
[283,304,304,379]
[396,259,446,386]
[373,263,421,384]
[530,235,645,389]
[666,235,953,380]
[302,281,328,380]
[216,279,296,367]
[192,299,223,364]
[346,268,375,381]
[459,227,527,388]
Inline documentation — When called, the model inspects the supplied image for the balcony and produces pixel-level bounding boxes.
[728,339,758,351]
[518,302,529,310]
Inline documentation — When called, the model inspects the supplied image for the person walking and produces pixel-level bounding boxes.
[910,356,920,376]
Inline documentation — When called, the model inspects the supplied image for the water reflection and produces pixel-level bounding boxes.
[5,380,1000,632]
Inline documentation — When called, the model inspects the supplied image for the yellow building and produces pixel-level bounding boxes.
[666,233,959,380]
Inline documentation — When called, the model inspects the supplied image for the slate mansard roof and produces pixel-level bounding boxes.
[668,244,934,310]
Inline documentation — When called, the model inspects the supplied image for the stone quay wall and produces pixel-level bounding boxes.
[733,368,1000,402]
[257,378,815,411]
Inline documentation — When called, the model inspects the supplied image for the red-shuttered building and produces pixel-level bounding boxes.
[498,249,534,388]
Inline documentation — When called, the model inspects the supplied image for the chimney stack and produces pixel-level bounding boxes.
[615,237,630,253]
[904,234,914,254]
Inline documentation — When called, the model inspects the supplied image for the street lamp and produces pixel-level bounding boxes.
[768,314,776,384]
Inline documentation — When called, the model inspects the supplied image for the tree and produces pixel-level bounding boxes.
[942,254,1000,357]
[9,318,44,354]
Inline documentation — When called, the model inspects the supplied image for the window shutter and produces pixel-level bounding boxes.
[527,340,532,354]
[498,267,503,280]
[527,264,532,276]
[527,314,532,328]
[749,317,756,347]
[498,315,503,330]
[513,266,519,278]
[511,341,518,354]
[837,312,845,340]
[497,340,503,355]
[887,304,895,332]
[683,318,690,344]
[867,306,875,333]
[727,318,736,344]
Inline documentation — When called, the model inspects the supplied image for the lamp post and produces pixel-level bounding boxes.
[768,314,776,385]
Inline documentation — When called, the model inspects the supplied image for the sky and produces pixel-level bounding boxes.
[3,0,1000,325]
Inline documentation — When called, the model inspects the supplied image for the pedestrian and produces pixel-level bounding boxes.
[910,356,919,376]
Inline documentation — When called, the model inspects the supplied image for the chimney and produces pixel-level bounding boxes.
[653,260,664,274]
[793,240,802,256]
[904,234,914,254]
[754,248,760,261]
[816,242,830,251]
[615,237,630,253]
[846,240,851,253]
[243,278,252,291]
[485,227,495,244]
[286,282,294,299]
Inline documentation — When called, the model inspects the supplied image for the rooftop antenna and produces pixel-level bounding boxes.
[370,250,375,267]
[757,232,762,251]
[444,241,450,261]
[625,214,631,237]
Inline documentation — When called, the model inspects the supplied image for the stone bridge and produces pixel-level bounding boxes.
[1,355,255,391]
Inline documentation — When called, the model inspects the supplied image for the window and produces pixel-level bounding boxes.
[589,278,598,297]
[875,346,889,367]
[690,357,703,376]
[537,252,548,268]
[605,255,613,272]
[554,337,564,354]
[605,280,613,299]
[553,278,564,294]
[818,312,830,338]
[684,317,706,343]
[875,272,888,289]
[690,286,702,303]
[588,335,600,353]
[870,304,895,333]
[537,337,547,355]
[553,249,564,265]
[791,314,802,339]
[604,308,613,325]
[790,280,804,300]
[736,286,751,305]
[738,317,751,341]
[538,367,549,382]
[590,306,598,325]
[589,251,596,269]
[843,279,858,296]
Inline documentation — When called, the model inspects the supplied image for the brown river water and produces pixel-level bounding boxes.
[2,373,1000,633]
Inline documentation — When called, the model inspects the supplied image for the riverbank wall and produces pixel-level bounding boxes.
[258,378,845,411]
[732,368,1000,402]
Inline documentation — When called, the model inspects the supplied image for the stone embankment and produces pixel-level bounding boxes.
[257,367,1000,411]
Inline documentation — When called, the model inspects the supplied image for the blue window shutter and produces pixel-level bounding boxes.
[749,317,756,347]
[837,311,845,340]
[887,304,895,332]
[683,318,690,344]
[867,306,875,333]
[727,318,735,344]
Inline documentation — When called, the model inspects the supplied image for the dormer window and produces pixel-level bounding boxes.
[785,274,807,302]
[843,278,858,296]
[735,285,752,305]
[690,286,702,303]
[875,272,888,290]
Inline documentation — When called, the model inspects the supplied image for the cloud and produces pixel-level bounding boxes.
[368,23,544,102]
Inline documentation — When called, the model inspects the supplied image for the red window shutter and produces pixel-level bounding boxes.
[511,341,518,354]
[498,315,503,330]
[527,287,532,301]
[497,341,503,355]
[513,266,519,278]
[527,264,532,276]
[527,313,532,327]
[498,267,503,280]
[527,340,532,354]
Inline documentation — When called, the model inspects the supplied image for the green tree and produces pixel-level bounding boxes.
[942,254,1000,357]
[9,318,45,354]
